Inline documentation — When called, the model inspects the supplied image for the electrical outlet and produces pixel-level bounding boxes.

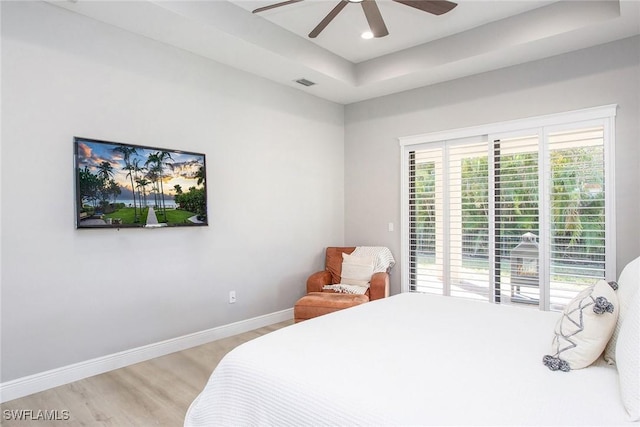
[229,291,236,304]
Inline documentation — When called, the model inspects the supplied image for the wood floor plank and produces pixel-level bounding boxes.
[1,320,293,426]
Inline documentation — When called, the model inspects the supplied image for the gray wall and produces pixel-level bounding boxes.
[1,1,344,382]
[345,36,640,295]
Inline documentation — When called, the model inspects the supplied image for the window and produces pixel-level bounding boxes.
[401,106,616,311]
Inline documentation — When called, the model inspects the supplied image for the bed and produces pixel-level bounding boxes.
[185,279,638,425]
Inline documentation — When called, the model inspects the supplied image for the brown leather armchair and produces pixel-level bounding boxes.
[306,246,390,301]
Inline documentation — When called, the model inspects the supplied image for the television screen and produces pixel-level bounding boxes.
[74,137,208,229]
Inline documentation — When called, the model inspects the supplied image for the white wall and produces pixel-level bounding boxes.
[0,1,344,382]
[345,36,640,295]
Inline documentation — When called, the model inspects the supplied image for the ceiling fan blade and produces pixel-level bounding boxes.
[361,0,389,38]
[252,0,304,14]
[309,0,349,38]
[392,0,457,16]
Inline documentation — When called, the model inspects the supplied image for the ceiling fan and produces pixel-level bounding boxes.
[252,0,458,39]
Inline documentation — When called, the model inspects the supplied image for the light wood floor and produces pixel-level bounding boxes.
[1,320,293,426]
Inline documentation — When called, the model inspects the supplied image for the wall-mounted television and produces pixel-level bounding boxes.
[74,137,208,229]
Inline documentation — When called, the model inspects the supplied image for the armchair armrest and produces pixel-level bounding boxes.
[307,271,332,293]
[369,272,389,301]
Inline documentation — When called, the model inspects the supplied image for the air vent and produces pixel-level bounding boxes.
[294,78,316,87]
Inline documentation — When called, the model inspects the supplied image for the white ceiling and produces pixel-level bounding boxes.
[49,0,640,104]
[230,0,557,63]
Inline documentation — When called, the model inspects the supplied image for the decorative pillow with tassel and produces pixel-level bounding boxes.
[543,279,619,372]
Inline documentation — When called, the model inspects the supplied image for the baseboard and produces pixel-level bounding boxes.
[0,308,293,403]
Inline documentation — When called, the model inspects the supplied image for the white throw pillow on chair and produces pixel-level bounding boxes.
[340,253,374,287]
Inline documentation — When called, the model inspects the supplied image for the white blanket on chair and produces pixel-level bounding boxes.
[322,284,369,294]
[352,246,395,273]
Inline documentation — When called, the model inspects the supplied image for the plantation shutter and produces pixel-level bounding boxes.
[492,134,540,305]
[547,127,606,309]
[408,139,491,301]
[403,107,614,311]
[408,147,443,294]
[449,142,490,300]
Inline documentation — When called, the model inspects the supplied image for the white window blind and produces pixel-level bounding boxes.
[547,127,606,309]
[409,140,492,301]
[409,147,444,295]
[493,134,540,306]
[402,106,615,311]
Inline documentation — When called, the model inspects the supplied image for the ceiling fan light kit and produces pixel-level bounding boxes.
[253,0,457,39]
[361,31,374,39]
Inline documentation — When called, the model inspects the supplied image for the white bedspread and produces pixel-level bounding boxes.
[185,293,632,426]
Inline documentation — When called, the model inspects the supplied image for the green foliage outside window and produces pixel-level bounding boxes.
[412,146,604,265]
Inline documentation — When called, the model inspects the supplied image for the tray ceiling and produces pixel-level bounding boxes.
[49,1,640,104]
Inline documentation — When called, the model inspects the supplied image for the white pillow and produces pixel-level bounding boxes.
[544,279,619,371]
[340,253,374,287]
[604,255,640,364]
[616,288,639,421]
